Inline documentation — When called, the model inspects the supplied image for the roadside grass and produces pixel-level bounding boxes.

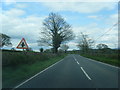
[2,51,67,88]
[80,53,119,67]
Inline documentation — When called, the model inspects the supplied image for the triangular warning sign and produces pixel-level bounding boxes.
[16,38,29,49]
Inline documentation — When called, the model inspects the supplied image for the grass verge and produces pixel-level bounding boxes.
[3,53,67,88]
[80,54,119,67]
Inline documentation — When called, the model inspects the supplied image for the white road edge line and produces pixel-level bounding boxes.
[13,58,65,89]
[79,55,119,69]
[80,67,92,80]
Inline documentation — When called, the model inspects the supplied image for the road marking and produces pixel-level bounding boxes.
[77,61,79,65]
[73,55,92,80]
[13,58,65,89]
[75,58,77,62]
[80,67,92,80]
[73,55,80,65]
[73,55,77,62]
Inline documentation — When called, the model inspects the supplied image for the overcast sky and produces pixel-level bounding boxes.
[1,0,118,51]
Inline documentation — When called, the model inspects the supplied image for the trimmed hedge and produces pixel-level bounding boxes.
[2,51,57,67]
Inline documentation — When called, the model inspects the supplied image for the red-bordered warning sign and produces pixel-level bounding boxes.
[16,38,29,49]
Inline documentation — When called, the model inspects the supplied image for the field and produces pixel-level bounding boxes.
[2,50,67,88]
[80,50,119,67]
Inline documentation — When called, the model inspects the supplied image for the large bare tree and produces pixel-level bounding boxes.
[38,13,74,53]
[77,32,94,53]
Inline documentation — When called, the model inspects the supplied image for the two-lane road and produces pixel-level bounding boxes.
[15,54,119,88]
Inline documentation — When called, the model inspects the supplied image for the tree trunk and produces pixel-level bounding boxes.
[53,47,58,53]
[65,50,67,53]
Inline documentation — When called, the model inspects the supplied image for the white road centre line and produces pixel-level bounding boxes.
[73,55,91,80]
[80,67,92,80]
[73,55,80,65]
[77,61,79,65]
[73,56,79,63]
[75,58,77,62]
[73,56,77,61]
[75,59,77,62]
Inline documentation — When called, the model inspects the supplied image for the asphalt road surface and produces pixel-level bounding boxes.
[15,54,119,88]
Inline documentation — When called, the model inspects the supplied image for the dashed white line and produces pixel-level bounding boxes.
[73,55,92,80]
[80,67,92,80]
[75,59,77,62]
[73,56,77,61]
[77,61,79,65]
[73,56,79,65]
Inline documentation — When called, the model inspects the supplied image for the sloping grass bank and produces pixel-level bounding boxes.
[2,51,67,88]
[80,53,119,67]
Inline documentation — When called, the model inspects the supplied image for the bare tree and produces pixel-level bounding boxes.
[0,33,12,48]
[37,12,74,53]
[77,32,94,53]
[60,44,69,53]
